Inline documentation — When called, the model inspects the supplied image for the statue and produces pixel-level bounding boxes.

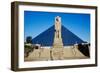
[53,16,63,47]
[51,16,64,60]
[55,16,61,39]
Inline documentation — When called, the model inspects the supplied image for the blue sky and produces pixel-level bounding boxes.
[24,11,90,42]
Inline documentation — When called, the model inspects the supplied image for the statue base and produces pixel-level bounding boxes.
[52,39,64,60]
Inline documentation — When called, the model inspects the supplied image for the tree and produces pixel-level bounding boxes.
[26,36,32,43]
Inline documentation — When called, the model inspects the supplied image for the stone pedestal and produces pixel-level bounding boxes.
[51,48,64,60]
[53,38,63,48]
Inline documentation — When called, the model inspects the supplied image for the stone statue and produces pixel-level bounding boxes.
[55,16,61,39]
[51,16,64,60]
[53,16,63,47]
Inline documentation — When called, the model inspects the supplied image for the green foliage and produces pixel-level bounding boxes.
[26,36,32,43]
[24,44,33,57]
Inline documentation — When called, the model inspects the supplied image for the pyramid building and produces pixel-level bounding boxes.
[25,16,89,61]
[32,16,85,46]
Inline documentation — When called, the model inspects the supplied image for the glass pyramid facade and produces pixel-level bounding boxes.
[32,25,85,46]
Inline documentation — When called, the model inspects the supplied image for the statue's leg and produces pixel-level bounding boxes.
[58,30,61,38]
[58,31,60,38]
[56,31,57,38]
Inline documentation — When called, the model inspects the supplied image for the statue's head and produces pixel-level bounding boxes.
[55,16,61,22]
[56,18,59,21]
